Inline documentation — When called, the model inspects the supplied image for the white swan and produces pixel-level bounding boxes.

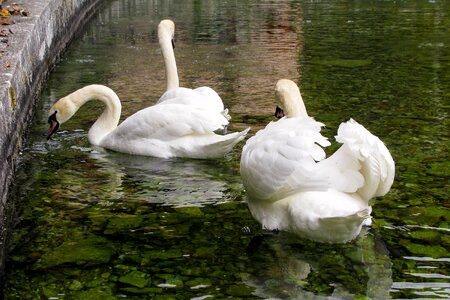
[47,84,249,159]
[240,79,395,243]
[156,19,230,119]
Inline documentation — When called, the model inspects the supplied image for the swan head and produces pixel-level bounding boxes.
[46,96,77,140]
[46,85,122,143]
[158,19,175,46]
[274,79,308,119]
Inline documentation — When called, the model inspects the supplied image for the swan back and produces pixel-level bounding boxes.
[100,103,247,159]
[241,116,330,202]
[157,87,225,115]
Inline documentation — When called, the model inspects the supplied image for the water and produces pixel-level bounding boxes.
[3,0,449,298]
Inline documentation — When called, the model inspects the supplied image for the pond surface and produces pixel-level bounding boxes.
[3,0,449,299]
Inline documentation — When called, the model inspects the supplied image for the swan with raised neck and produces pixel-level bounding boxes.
[158,19,179,91]
[156,19,231,120]
[47,84,121,145]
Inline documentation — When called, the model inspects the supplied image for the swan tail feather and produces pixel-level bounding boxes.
[320,119,395,201]
[316,207,371,242]
[319,207,371,225]
[200,128,250,158]
[334,119,395,201]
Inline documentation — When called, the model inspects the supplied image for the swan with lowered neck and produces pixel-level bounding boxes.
[47,84,249,159]
[156,19,229,118]
[240,79,395,243]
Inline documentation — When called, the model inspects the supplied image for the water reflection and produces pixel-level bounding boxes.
[89,150,234,207]
[3,0,449,298]
[27,131,237,209]
[244,231,393,299]
[86,0,302,120]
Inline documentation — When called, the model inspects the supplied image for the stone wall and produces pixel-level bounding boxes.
[0,0,101,278]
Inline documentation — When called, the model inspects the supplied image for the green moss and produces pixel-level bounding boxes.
[142,249,183,260]
[185,277,212,287]
[118,270,150,288]
[225,283,254,297]
[161,276,184,289]
[427,161,450,177]
[174,206,204,217]
[33,235,116,269]
[315,58,373,67]
[69,280,83,291]
[194,246,218,258]
[105,214,144,232]
[410,230,441,242]
[405,243,448,258]
[120,286,155,294]
[75,286,116,300]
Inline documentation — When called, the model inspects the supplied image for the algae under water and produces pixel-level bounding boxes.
[3,0,449,299]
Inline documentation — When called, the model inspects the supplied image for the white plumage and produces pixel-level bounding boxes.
[240,79,395,243]
[47,84,249,159]
[157,87,230,120]
[156,19,230,120]
[45,20,250,158]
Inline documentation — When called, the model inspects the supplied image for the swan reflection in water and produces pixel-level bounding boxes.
[87,148,236,208]
[244,229,393,299]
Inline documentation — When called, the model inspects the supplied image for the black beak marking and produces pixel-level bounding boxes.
[275,106,285,119]
[47,111,59,140]
[171,39,175,49]
[47,111,57,124]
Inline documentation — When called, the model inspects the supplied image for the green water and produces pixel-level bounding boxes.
[3,0,449,299]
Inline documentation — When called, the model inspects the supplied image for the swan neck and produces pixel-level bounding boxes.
[69,85,121,145]
[285,93,308,118]
[159,29,179,91]
[276,81,308,118]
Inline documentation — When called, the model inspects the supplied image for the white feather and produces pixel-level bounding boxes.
[240,79,395,243]
[156,20,231,120]
[48,85,249,159]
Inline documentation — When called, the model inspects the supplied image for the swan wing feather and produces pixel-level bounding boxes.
[241,117,330,201]
[322,119,395,201]
[157,87,225,114]
[102,103,228,149]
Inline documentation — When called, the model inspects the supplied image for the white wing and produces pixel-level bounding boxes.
[192,86,225,112]
[319,119,395,201]
[240,116,330,201]
[114,103,227,140]
[100,103,230,157]
[158,87,224,112]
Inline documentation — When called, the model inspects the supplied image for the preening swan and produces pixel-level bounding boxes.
[240,79,395,243]
[47,84,249,159]
[156,19,230,119]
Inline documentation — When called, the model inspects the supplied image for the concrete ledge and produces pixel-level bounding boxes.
[0,0,101,278]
